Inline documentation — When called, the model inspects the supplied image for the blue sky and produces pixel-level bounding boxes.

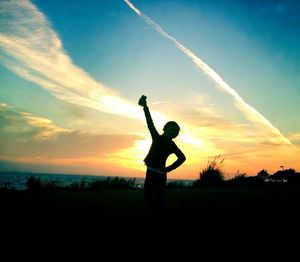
[34,0,300,132]
[0,0,299,178]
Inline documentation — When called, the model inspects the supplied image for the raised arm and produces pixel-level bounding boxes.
[138,95,159,138]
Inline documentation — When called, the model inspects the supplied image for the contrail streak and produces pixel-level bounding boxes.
[0,0,201,148]
[124,0,290,145]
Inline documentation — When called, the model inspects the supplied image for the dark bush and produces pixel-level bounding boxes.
[194,154,225,187]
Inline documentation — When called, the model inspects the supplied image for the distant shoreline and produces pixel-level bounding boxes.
[0,171,194,190]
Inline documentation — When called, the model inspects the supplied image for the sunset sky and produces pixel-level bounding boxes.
[1,0,299,180]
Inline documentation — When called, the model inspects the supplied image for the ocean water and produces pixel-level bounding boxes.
[0,171,194,190]
[0,171,144,190]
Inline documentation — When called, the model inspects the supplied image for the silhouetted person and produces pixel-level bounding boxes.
[138,95,186,216]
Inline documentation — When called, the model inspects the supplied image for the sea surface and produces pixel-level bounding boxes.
[0,171,193,190]
[0,171,144,190]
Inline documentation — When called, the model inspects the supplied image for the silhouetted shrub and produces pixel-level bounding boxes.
[271,168,296,183]
[26,176,43,191]
[76,177,138,190]
[109,177,137,190]
[43,180,60,190]
[87,178,110,191]
[226,171,268,186]
[257,169,270,179]
[289,172,300,184]
[227,173,248,186]
[167,180,189,188]
[194,154,225,187]
[26,176,60,191]
[25,175,138,191]
[67,179,87,190]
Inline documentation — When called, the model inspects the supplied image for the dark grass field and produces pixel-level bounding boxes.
[1,184,300,259]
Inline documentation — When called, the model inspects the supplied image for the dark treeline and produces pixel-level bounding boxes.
[2,167,299,192]
[1,154,299,191]
[194,167,300,187]
[194,154,300,187]
[23,175,139,191]
[22,176,191,191]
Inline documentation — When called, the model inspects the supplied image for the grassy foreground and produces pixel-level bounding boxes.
[1,185,300,258]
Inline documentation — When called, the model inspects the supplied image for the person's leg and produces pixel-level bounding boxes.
[143,169,155,211]
[152,173,167,214]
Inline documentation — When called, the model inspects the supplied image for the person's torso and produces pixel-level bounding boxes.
[144,135,177,170]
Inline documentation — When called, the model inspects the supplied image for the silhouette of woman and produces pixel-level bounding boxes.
[138,95,186,214]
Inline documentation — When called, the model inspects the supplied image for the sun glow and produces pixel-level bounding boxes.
[107,138,151,172]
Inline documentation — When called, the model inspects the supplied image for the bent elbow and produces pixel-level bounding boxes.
[181,155,186,163]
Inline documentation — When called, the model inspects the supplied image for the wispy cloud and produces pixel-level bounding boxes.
[124,0,291,145]
[0,103,143,176]
[0,103,140,160]
[1,0,298,177]
[0,0,289,148]
[0,0,150,122]
[287,133,300,145]
[0,0,209,153]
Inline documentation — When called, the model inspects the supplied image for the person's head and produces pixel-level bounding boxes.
[163,121,180,139]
